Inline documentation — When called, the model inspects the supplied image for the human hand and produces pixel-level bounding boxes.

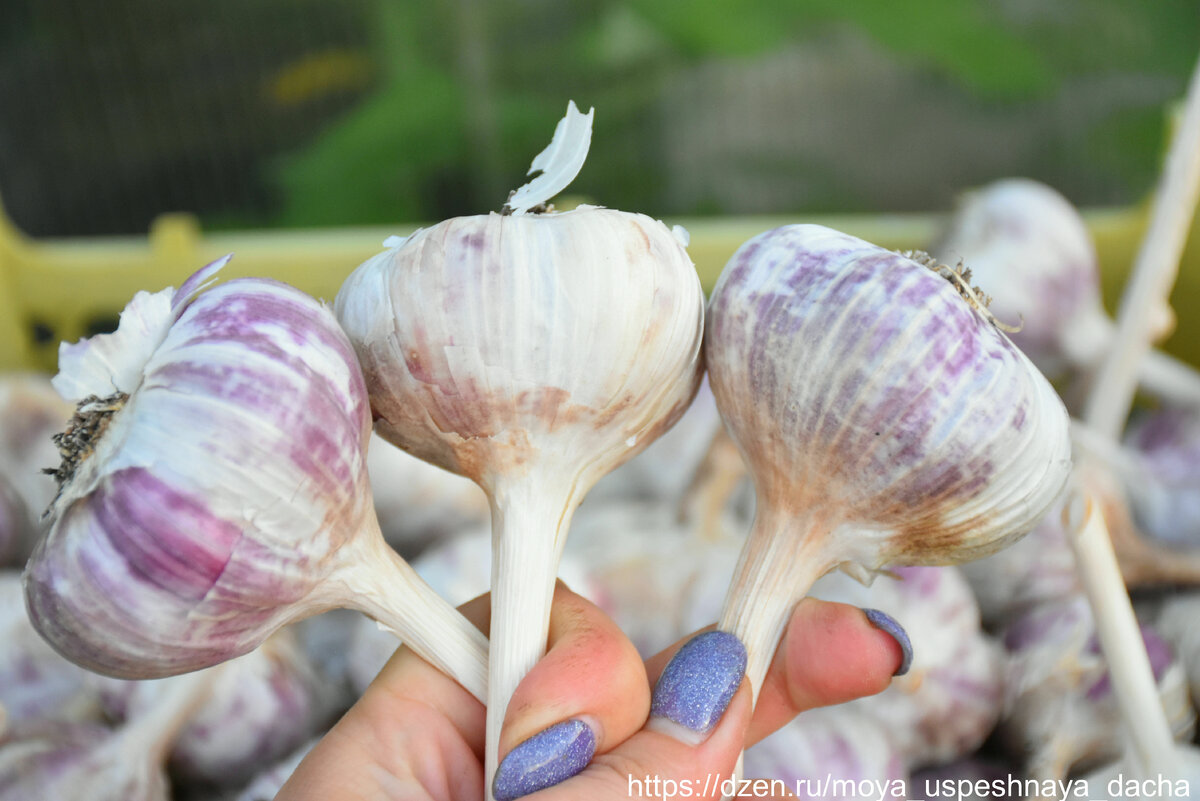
[277,583,910,801]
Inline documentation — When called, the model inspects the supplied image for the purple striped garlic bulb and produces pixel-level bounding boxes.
[931,179,1200,406]
[335,101,706,791]
[21,257,487,701]
[706,224,1072,700]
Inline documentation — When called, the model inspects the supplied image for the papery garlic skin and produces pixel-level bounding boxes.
[706,224,1072,704]
[336,209,705,490]
[709,224,1071,568]
[24,260,373,678]
[336,195,705,794]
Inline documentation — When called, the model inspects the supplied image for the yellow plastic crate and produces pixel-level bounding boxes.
[0,193,1195,374]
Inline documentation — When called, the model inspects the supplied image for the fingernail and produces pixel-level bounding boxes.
[492,718,596,801]
[648,630,747,745]
[863,608,913,676]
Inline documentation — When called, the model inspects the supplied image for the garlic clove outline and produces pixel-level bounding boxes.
[334,102,706,795]
[705,223,1073,704]
[22,257,488,702]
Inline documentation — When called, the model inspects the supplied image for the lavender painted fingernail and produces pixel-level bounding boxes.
[649,630,747,744]
[492,719,596,801]
[864,608,913,676]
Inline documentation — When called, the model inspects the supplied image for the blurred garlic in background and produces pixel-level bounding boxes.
[744,705,907,800]
[0,668,217,801]
[95,631,337,789]
[0,375,73,565]
[366,433,489,558]
[813,567,1005,770]
[930,178,1200,409]
[0,571,102,727]
[997,595,1193,783]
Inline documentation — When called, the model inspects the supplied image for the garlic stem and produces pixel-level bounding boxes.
[1134,348,1200,408]
[484,476,579,801]
[717,505,835,704]
[334,519,490,703]
[1063,490,1180,779]
[1083,52,1200,439]
[112,667,221,767]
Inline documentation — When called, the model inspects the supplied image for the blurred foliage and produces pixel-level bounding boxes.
[0,0,1197,234]
[269,0,1199,226]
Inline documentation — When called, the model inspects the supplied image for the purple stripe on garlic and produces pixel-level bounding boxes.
[22,257,488,703]
[705,223,1072,706]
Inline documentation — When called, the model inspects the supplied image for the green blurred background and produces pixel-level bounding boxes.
[1,0,1198,236]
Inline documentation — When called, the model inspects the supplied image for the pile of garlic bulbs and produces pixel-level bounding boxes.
[3,102,1200,801]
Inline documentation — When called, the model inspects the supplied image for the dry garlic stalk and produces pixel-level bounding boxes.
[22,257,487,701]
[705,224,1072,703]
[335,101,706,793]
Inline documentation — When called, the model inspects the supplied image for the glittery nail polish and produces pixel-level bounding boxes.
[492,718,596,801]
[649,630,747,744]
[863,608,913,676]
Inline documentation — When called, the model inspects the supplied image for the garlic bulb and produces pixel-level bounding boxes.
[97,631,333,787]
[813,566,1004,767]
[0,668,215,801]
[22,257,487,702]
[931,179,1200,405]
[999,596,1193,782]
[334,101,705,788]
[0,572,102,726]
[705,223,1073,700]
[1123,406,1200,548]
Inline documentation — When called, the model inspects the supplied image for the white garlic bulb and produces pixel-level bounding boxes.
[334,101,705,789]
[22,257,487,702]
[931,178,1200,406]
[706,223,1073,700]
